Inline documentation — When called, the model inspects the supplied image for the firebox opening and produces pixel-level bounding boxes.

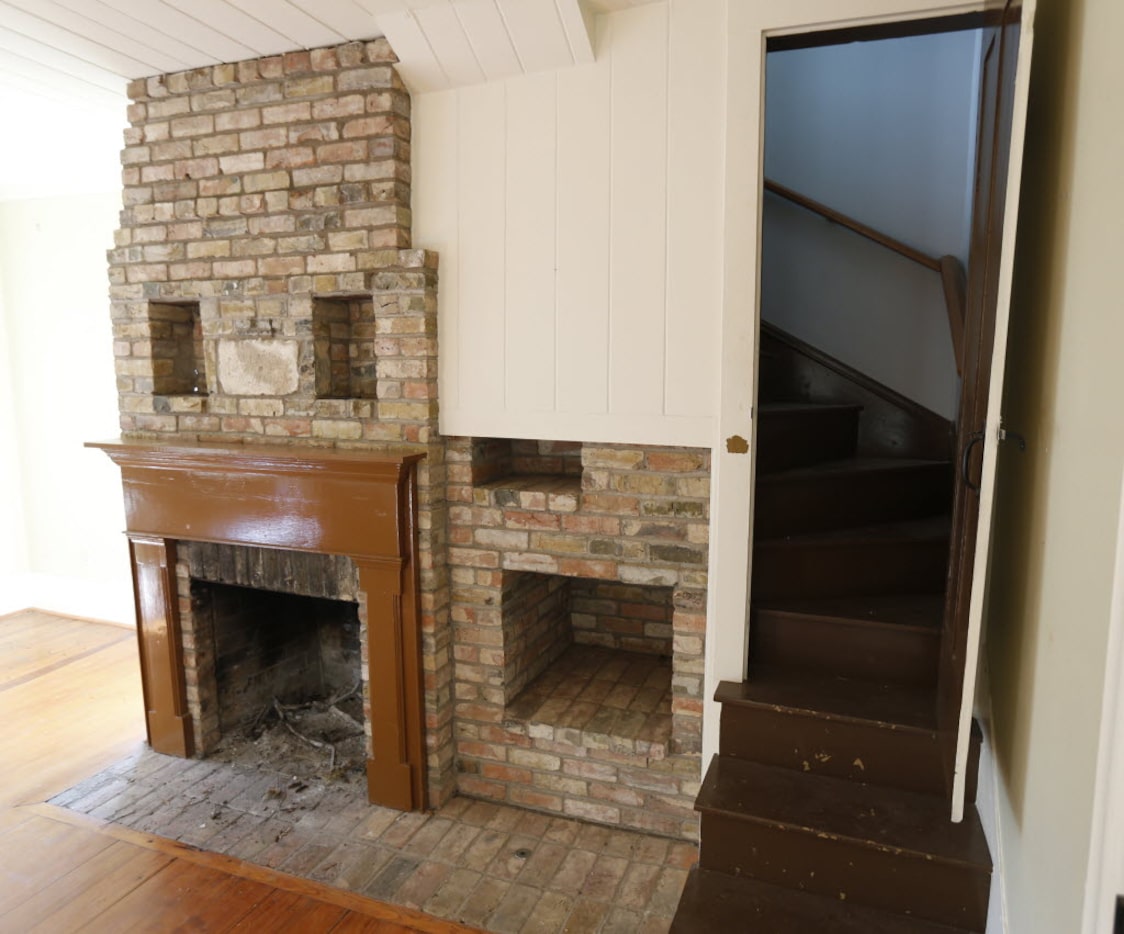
[503,572,674,756]
[192,580,365,780]
[312,294,377,400]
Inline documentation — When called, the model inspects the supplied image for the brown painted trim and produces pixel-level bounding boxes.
[766,11,1000,53]
[764,179,941,272]
[92,438,428,811]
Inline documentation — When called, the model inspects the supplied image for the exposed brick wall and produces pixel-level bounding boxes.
[571,579,674,656]
[108,39,714,837]
[446,439,710,839]
[110,40,453,809]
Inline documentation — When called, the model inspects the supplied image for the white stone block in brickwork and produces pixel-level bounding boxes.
[217,339,299,396]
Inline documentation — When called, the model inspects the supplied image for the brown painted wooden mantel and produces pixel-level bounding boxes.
[89,438,428,812]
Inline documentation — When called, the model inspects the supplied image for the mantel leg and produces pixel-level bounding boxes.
[128,535,194,757]
[359,560,423,811]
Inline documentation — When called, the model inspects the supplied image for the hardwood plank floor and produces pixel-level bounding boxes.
[0,609,478,934]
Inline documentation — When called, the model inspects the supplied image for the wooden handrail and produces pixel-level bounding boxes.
[763,177,965,376]
[764,178,942,272]
[939,255,967,376]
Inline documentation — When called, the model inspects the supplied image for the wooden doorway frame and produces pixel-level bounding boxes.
[704,0,1037,821]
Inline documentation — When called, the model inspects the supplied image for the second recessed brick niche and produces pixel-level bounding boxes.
[447,437,711,840]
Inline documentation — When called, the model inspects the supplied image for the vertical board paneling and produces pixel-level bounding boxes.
[412,90,460,418]
[555,18,612,415]
[504,70,558,412]
[608,3,668,415]
[456,81,507,414]
[665,0,724,416]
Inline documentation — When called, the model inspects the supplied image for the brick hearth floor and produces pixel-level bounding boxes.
[51,747,695,933]
[505,645,673,759]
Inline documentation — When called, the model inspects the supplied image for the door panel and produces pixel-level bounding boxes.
[939,0,1036,820]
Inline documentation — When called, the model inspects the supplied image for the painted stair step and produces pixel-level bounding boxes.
[670,866,978,934]
[755,403,862,474]
[754,457,953,538]
[695,757,991,931]
[716,673,982,800]
[752,517,951,600]
[750,593,942,685]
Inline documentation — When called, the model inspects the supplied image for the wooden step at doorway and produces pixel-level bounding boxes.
[671,866,980,934]
[754,457,953,538]
[752,517,952,601]
[750,593,942,685]
[715,674,986,800]
[694,757,991,931]
[755,403,862,473]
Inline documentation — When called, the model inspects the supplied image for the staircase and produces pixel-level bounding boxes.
[672,326,992,932]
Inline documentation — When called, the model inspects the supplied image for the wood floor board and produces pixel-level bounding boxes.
[6,841,171,933]
[0,817,118,915]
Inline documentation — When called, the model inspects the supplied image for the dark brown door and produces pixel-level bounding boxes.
[938,0,1022,800]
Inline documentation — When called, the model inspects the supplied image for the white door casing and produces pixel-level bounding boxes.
[705,0,1037,822]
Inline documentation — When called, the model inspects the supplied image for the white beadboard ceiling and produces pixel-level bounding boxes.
[0,0,658,199]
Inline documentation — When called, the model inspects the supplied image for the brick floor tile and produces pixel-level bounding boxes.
[402,816,454,857]
[517,841,568,888]
[520,891,573,933]
[616,862,661,911]
[579,854,628,902]
[461,828,510,871]
[423,867,482,919]
[362,854,421,901]
[459,876,511,927]
[646,867,689,917]
[561,898,610,933]
[601,906,645,933]
[350,806,400,840]
[379,810,432,848]
[393,859,453,909]
[430,821,481,864]
[574,823,611,853]
[486,834,540,881]
[548,849,597,896]
[487,883,543,934]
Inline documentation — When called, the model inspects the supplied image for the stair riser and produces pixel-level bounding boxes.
[750,612,939,686]
[752,540,948,601]
[754,466,952,538]
[719,704,981,801]
[756,410,860,473]
[699,814,989,931]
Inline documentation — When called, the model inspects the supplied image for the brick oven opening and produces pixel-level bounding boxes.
[502,572,674,758]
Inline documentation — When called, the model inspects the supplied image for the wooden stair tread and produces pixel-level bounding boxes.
[671,866,975,934]
[757,456,948,480]
[695,757,991,869]
[758,515,951,546]
[718,670,936,730]
[754,594,944,630]
[758,402,864,413]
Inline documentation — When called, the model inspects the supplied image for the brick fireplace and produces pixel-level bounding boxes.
[99,37,710,841]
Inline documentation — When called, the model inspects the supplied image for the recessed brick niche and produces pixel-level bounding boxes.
[102,37,711,840]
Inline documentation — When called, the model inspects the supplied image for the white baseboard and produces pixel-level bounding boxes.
[0,572,134,627]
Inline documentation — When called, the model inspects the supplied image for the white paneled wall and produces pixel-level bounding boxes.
[413,0,725,446]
